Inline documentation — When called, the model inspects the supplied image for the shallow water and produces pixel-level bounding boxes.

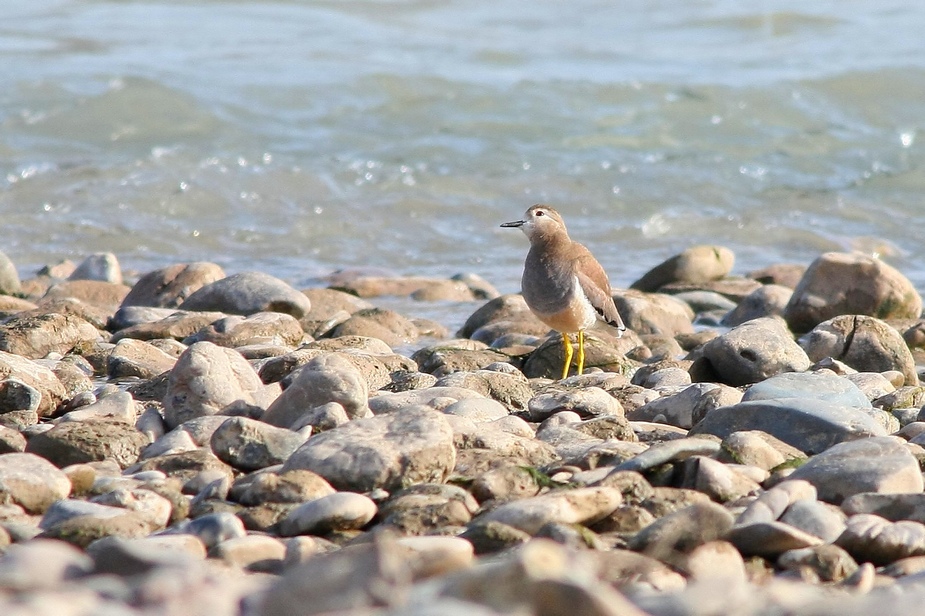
[3,1,925,332]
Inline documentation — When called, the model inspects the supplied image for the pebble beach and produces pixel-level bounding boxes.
[0,244,924,615]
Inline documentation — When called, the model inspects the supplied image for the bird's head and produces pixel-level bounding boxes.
[500,204,566,241]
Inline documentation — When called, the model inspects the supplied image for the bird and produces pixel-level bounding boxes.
[501,204,626,379]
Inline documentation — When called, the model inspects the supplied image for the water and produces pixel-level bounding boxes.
[3,0,925,332]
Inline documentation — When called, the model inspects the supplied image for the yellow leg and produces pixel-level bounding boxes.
[561,332,573,380]
[576,330,585,375]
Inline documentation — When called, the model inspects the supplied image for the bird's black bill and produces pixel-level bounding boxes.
[500,220,525,228]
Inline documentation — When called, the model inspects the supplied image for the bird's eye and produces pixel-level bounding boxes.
[536,210,545,217]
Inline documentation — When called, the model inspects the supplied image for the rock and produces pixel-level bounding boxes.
[58,389,129,425]
[631,245,735,292]
[628,501,734,567]
[470,465,544,503]
[278,492,378,536]
[842,492,925,523]
[380,484,479,535]
[679,456,762,503]
[258,538,412,616]
[526,387,624,422]
[629,382,743,429]
[0,377,41,414]
[690,376,886,454]
[185,311,305,348]
[718,431,806,471]
[846,371,897,401]
[0,351,67,417]
[801,315,918,385]
[458,294,546,338]
[784,252,923,333]
[777,544,858,582]
[176,511,247,549]
[411,279,478,301]
[111,310,228,342]
[682,540,747,582]
[369,386,485,415]
[120,262,226,308]
[611,289,695,336]
[748,263,807,288]
[210,416,307,471]
[836,513,925,565]
[180,271,311,318]
[106,338,178,379]
[42,279,131,311]
[0,251,21,295]
[0,313,101,360]
[210,534,286,571]
[780,499,847,543]
[613,437,720,473]
[0,452,72,513]
[26,419,148,468]
[282,407,456,492]
[475,487,622,535]
[0,539,92,590]
[69,252,122,284]
[691,317,810,386]
[725,521,824,558]
[412,342,513,377]
[162,341,268,429]
[126,449,233,490]
[263,353,370,427]
[435,370,533,414]
[330,307,418,348]
[460,520,532,555]
[788,437,923,504]
[232,469,336,506]
[721,284,793,327]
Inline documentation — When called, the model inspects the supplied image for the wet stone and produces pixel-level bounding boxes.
[180,271,312,318]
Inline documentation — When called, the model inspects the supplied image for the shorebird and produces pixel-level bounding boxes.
[502,205,626,379]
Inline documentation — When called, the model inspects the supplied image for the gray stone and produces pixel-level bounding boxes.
[56,390,137,424]
[842,492,925,524]
[0,351,67,417]
[210,416,307,471]
[611,289,695,336]
[836,513,925,565]
[0,377,41,414]
[282,406,456,492]
[69,252,122,284]
[263,353,369,427]
[613,437,720,473]
[279,492,378,536]
[726,521,824,558]
[721,284,793,327]
[526,387,624,422]
[0,453,71,513]
[180,271,311,318]
[693,317,810,387]
[718,430,806,471]
[475,487,622,535]
[112,310,228,342]
[801,315,918,385]
[233,469,335,506]
[26,419,148,468]
[435,370,533,414]
[0,251,21,295]
[184,311,305,348]
[690,398,886,455]
[0,539,92,591]
[780,499,847,543]
[120,262,226,309]
[162,341,267,429]
[679,456,762,503]
[631,245,735,292]
[175,511,247,549]
[106,338,178,379]
[789,436,923,504]
[777,544,858,582]
[628,501,734,567]
[784,251,923,333]
[0,313,101,361]
[629,382,743,429]
[210,534,286,571]
[369,386,485,415]
[330,307,419,348]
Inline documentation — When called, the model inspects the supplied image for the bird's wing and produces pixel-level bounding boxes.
[573,247,626,333]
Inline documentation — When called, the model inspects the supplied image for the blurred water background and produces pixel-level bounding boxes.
[3,0,925,330]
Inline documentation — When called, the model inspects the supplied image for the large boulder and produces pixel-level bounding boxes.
[784,252,922,333]
[691,317,810,386]
[801,315,917,385]
[282,406,456,492]
[631,246,735,292]
[180,271,311,318]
